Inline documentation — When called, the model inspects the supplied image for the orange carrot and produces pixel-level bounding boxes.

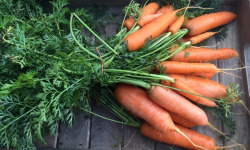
[137,13,163,27]
[123,16,136,30]
[140,2,160,17]
[189,72,215,79]
[189,31,217,45]
[115,84,207,149]
[155,61,218,74]
[169,47,239,62]
[168,111,196,128]
[161,79,217,107]
[167,74,227,99]
[114,83,178,134]
[157,5,177,34]
[168,15,185,34]
[123,2,160,30]
[141,122,217,150]
[168,0,190,35]
[124,8,185,51]
[186,11,237,37]
[156,5,175,14]
[147,85,208,126]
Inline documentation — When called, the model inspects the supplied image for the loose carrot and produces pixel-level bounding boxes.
[167,74,227,99]
[147,85,208,126]
[156,5,175,14]
[155,61,218,74]
[141,122,218,150]
[189,31,217,45]
[124,8,185,51]
[115,84,206,149]
[137,13,163,27]
[162,79,217,107]
[169,47,239,62]
[123,16,136,30]
[168,111,196,128]
[186,11,237,37]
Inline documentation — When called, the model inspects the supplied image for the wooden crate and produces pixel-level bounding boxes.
[38,0,250,149]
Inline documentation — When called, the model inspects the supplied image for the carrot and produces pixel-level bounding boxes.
[140,2,160,17]
[137,13,163,27]
[114,83,178,133]
[168,0,190,35]
[141,122,217,150]
[167,74,227,99]
[156,5,175,14]
[189,72,215,79]
[115,84,206,149]
[186,11,237,37]
[168,111,196,128]
[189,31,217,45]
[155,61,218,74]
[147,85,208,126]
[157,5,177,34]
[161,79,217,107]
[168,15,185,34]
[123,2,160,30]
[169,47,239,62]
[123,16,136,30]
[124,8,185,51]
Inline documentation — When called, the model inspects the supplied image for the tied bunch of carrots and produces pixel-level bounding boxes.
[113,1,247,150]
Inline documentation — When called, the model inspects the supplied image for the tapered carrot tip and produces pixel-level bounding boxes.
[190,32,217,45]
[168,15,185,34]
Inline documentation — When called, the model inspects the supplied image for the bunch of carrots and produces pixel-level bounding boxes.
[113,1,247,150]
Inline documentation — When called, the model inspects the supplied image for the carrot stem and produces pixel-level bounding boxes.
[80,107,132,125]
[159,41,192,61]
[149,32,172,49]
[104,69,175,83]
[71,13,118,55]
[155,29,188,51]
[118,78,151,90]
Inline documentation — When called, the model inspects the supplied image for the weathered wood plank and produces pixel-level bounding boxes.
[35,134,58,148]
[244,44,250,99]
[237,0,250,55]
[216,6,250,149]
[90,104,123,150]
[191,37,224,147]
[57,109,91,149]
[122,125,155,150]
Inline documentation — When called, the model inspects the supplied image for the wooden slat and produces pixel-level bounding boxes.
[34,134,58,148]
[122,125,155,150]
[237,0,250,52]
[57,109,91,149]
[90,104,123,150]
[191,37,224,147]
[216,6,250,149]
[244,44,250,100]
